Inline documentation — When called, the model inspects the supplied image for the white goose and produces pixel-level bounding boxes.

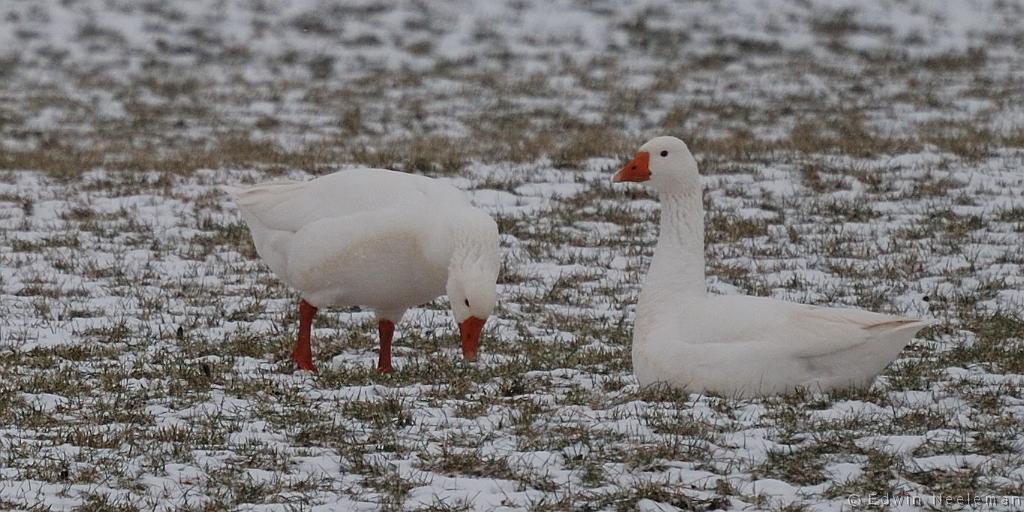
[233,168,499,373]
[614,136,930,397]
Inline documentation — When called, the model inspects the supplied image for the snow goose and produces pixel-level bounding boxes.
[613,136,930,397]
[233,168,499,373]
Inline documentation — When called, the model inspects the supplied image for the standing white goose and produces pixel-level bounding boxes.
[613,136,930,397]
[233,168,499,373]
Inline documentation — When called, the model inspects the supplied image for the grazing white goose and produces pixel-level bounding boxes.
[233,168,499,373]
[613,136,930,397]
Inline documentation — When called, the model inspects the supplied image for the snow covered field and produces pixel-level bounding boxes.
[2,0,1024,510]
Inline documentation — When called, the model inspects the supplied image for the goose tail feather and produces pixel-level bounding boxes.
[865,318,934,336]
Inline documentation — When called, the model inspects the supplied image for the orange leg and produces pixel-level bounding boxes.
[377,320,395,373]
[291,299,318,372]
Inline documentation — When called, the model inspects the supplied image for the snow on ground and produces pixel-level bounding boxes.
[1,0,1024,511]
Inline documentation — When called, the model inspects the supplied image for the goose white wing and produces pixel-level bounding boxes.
[232,168,469,279]
[233,168,470,233]
[693,295,928,357]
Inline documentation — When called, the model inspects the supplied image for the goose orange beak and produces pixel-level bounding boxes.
[459,316,486,361]
[613,152,651,182]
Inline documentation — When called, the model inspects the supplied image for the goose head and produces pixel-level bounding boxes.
[446,211,500,362]
[613,136,699,195]
[447,267,498,361]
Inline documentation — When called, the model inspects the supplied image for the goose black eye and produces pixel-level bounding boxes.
[660,150,669,157]
[464,299,470,307]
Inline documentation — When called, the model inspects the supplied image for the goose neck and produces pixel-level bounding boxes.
[645,191,706,298]
[444,207,498,273]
